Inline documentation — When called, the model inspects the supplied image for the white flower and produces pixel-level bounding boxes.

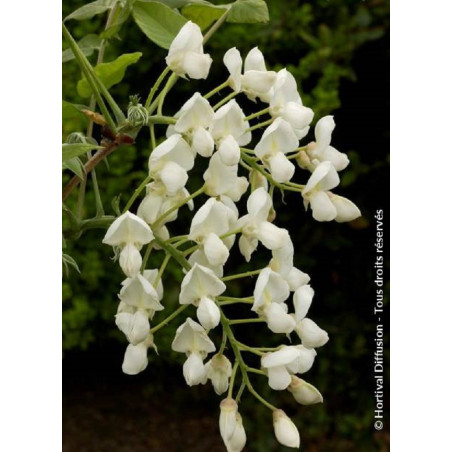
[210,100,251,147]
[179,263,225,329]
[238,187,290,261]
[306,116,349,171]
[188,249,224,277]
[103,212,154,276]
[166,21,212,79]
[270,68,314,139]
[183,351,208,386]
[293,284,314,322]
[205,354,232,395]
[288,376,323,405]
[272,409,300,448]
[149,134,194,195]
[264,302,296,334]
[286,267,310,291]
[115,310,150,345]
[173,92,215,157]
[172,318,216,386]
[261,346,302,390]
[261,345,317,390]
[122,342,149,375]
[223,47,276,102]
[188,198,238,266]
[255,118,299,183]
[119,274,163,319]
[330,193,362,223]
[252,267,290,313]
[295,318,329,348]
[203,151,249,200]
[270,238,295,278]
[302,161,340,222]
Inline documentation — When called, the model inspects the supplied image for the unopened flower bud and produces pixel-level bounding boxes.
[272,409,300,448]
[205,354,232,395]
[288,376,323,405]
[219,398,238,443]
[226,413,246,452]
[249,169,268,191]
[67,132,87,144]
[127,97,149,127]
[296,149,311,169]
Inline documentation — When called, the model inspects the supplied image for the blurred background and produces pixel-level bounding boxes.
[62,1,389,450]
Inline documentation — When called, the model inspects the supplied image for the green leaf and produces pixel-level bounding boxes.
[63,253,81,276]
[227,0,269,24]
[63,157,86,180]
[181,2,229,30]
[149,0,193,7]
[101,0,134,39]
[62,143,102,163]
[132,1,187,49]
[62,34,102,63]
[76,52,142,98]
[62,101,89,120]
[64,0,118,21]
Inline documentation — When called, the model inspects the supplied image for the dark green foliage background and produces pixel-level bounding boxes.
[63,1,389,450]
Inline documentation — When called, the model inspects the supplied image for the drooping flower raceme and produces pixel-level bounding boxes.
[98,27,363,451]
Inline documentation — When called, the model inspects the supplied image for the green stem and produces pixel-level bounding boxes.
[247,118,273,132]
[236,342,264,356]
[148,115,177,125]
[246,367,267,376]
[204,80,230,100]
[122,175,152,214]
[229,318,265,325]
[62,23,116,131]
[150,304,190,334]
[157,73,179,116]
[154,253,171,285]
[228,360,240,398]
[153,234,191,271]
[219,309,276,411]
[236,381,246,403]
[245,107,270,121]
[203,9,230,44]
[241,151,303,192]
[141,243,153,271]
[145,66,171,109]
[150,123,156,149]
[221,268,263,282]
[213,92,238,110]
[219,328,228,356]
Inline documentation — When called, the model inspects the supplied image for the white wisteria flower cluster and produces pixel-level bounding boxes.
[102,21,361,451]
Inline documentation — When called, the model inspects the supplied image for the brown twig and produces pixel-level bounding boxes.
[62,130,134,201]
